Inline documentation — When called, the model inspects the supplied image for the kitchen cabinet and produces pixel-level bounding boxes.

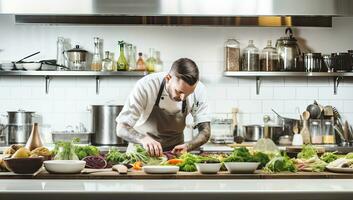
[224,71,353,95]
[0,71,147,94]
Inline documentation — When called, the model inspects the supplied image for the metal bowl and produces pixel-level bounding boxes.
[243,125,283,143]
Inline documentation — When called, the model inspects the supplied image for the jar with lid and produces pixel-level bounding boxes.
[260,40,279,71]
[322,120,335,144]
[210,117,233,144]
[224,39,240,71]
[242,40,260,71]
[309,119,322,144]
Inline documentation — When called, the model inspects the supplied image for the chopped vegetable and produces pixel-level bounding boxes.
[167,159,184,165]
[345,152,353,159]
[263,154,297,173]
[252,151,270,168]
[293,157,327,172]
[52,138,79,160]
[178,153,199,172]
[297,145,317,159]
[105,148,126,165]
[83,156,107,169]
[132,161,143,170]
[320,152,340,163]
[75,145,100,160]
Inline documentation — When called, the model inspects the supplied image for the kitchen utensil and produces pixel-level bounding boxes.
[195,163,222,174]
[44,160,86,174]
[306,103,321,119]
[271,109,300,135]
[343,120,351,142]
[16,51,40,63]
[231,108,240,143]
[142,166,179,174]
[292,123,303,146]
[322,54,333,72]
[242,125,283,143]
[6,110,35,144]
[276,28,302,71]
[300,111,311,144]
[81,168,113,174]
[90,105,127,146]
[304,53,322,72]
[112,164,128,174]
[64,45,88,70]
[224,162,260,174]
[4,157,43,174]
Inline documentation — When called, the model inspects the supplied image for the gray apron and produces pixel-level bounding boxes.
[128,78,188,152]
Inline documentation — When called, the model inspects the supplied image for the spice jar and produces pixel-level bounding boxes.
[310,119,322,144]
[322,120,335,144]
[242,40,260,71]
[225,39,241,71]
[260,40,279,71]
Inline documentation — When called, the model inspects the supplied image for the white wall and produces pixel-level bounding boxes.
[1,15,353,140]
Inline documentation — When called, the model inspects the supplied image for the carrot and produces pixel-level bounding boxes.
[132,161,143,170]
[167,159,183,165]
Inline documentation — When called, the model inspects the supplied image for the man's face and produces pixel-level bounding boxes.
[165,75,197,102]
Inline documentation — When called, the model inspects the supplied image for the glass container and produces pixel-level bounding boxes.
[146,48,156,72]
[127,45,137,71]
[260,40,279,71]
[242,40,260,71]
[136,52,146,71]
[117,41,128,71]
[225,39,240,71]
[102,51,113,71]
[91,37,102,71]
[322,120,335,144]
[210,115,233,144]
[309,119,322,144]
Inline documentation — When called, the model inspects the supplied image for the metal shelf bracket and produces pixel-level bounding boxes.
[96,76,100,95]
[333,76,343,95]
[256,76,261,95]
[45,75,51,94]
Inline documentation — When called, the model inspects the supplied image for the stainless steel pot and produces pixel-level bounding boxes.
[243,125,283,143]
[64,45,88,70]
[90,105,127,146]
[276,28,302,71]
[7,110,35,144]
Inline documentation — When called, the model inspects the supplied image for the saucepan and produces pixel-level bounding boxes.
[243,124,283,144]
[271,109,301,135]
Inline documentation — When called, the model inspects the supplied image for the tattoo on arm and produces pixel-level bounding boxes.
[186,122,211,151]
[117,123,146,144]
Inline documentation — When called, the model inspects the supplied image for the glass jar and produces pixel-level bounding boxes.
[242,40,260,71]
[146,48,156,72]
[260,40,279,71]
[225,39,240,71]
[102,51,113,71]
[309,119,322,144]
[322,120,335,144]
[210,118,233,144]
[91,37,102,71]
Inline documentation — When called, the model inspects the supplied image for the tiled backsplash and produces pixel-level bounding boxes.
[1,15,353,135]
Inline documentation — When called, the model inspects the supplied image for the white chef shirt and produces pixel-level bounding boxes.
[116,72,210,134]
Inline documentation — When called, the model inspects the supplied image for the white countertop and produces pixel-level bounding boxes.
[1,179,353,200]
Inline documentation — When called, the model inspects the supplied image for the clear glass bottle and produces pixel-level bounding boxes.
[91,37,102,71]
[109,52,117,71]
[260,40,279,71]
[136,52,146,71]
[242,40,260,71]
[146,48,156,72]
[225,39,240,71]
[127,45,137,71]
[154,51,163,72]
[102,51,113,71]
[117,41,128,71]
[323,120,335,144]
[56,37,65,67]
[310,119,322,144]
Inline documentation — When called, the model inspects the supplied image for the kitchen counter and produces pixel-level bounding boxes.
[1,179,353,200]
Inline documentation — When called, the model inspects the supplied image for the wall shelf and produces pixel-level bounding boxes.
[0,70,147,94]
[223,71,353,95]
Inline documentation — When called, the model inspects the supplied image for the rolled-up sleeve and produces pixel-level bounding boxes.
[116,80,148,127]
[191,83,211,125]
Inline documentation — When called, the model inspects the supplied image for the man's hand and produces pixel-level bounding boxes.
[171,144,188,155]
[138,136,163,157]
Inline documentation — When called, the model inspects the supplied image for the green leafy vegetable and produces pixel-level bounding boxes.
[263,154,297,173]
[52,138,80,160]
[297,145,317,159]
[223,147,253,162]
[345,152,353,159]
[75,145,100,160]
[320,152,339,163]
[105,148,126,164]
[252,151,270,168]
[105,145,149,165]
[178,153,199,172]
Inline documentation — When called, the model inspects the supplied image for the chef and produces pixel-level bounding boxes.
[116,58,211,157]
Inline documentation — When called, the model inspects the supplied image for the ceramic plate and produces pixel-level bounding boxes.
[326,167,353,173]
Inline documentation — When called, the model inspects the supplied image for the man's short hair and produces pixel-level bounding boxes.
[170,58,199,86]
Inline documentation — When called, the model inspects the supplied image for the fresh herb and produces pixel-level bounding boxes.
[223,147,253,162]
[105,148,126,164]
[178,153,199,172]
[105,145,149,165]
[52,138,80,160]
[297,145,317,159]
[320,152,339,163]
[252,151,270,168]
[75,145,100,160]
[263,154,297,173]
[345,152,353,159]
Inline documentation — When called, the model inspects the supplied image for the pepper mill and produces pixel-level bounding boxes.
[25,123,43,151]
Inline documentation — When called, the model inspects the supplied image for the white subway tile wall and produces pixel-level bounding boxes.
[1,15,353,132]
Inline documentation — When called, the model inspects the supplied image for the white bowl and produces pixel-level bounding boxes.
[15,62,41,70]
[44,160,86,174]
[142,166,179,174]
[0,63,14,71]
[224,162,260,174]
[196,163,222,174]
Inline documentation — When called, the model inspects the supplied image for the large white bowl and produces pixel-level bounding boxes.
[0,62,14,71]
[15,62,42,71]
[196,163,222,174]
[224,162,260,174]
[44,160,86,174]
[142,166,179,174]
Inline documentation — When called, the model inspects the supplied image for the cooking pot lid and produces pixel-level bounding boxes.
[67,45,87,53]
[7,109,34,113]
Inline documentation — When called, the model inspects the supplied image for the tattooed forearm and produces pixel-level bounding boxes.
[116,123,146,144]
[186,122,211,151]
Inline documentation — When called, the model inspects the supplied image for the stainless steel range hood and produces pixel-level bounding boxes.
[1,0,353,27]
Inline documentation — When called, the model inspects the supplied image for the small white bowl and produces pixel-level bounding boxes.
[196,163,222,174]
[142,166,179,174]
[0,63,14,71]
[224,162,260,174]
[15,62,41,71]
[44,160,86,174]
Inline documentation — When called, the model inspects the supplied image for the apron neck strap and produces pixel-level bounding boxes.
[155,78,187,113]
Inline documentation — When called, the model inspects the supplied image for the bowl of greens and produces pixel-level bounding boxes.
[195,156,221,174]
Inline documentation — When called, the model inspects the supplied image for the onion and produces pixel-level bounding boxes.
[83,156,107,169]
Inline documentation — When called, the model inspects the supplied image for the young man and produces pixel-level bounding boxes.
[116,58,210,156]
